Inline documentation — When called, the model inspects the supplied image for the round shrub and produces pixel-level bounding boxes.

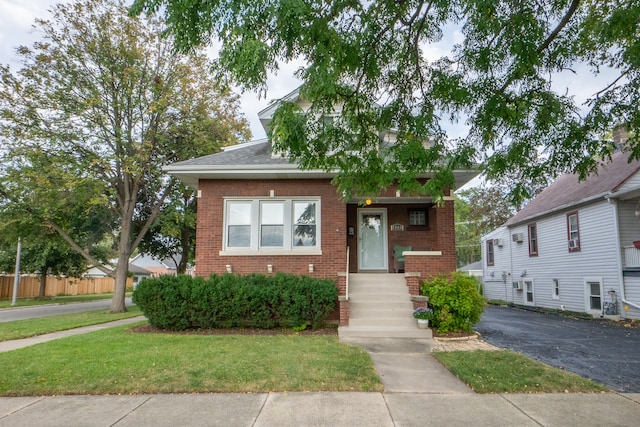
[420,272,485,333]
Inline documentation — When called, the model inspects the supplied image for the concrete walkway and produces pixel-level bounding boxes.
[2,319,640,426]
[0,316,145,353]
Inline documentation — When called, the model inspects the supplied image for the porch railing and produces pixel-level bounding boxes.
[345,246,350,300]
[623,246,640,268]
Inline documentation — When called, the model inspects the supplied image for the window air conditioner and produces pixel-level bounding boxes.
[512,281,523,290]
[493,238,504,247]
[568,239,579,249]
[512,233,524,243]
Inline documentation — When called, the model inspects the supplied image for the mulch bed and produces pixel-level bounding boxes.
[129,324,338,336]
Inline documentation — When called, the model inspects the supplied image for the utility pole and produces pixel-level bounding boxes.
[11,237,21,306]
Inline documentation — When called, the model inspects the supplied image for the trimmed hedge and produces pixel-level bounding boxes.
[132,273,338,331]
[420,272,485,333]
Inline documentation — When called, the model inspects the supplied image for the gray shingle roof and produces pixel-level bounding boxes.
[170,140,293,167]
[505,151,640,226]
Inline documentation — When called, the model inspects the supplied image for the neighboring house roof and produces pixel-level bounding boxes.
[130,253,180,270]
[505,151,640,226]
[84,263,152,277]
[459,261,483,272]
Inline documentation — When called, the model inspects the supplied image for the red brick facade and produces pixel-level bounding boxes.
[195,178,457,325]
[196,179,347,279]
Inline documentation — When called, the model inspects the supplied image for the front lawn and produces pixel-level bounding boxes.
[0,324,382,396]
[0,307,142,342]
[433,350,608,393]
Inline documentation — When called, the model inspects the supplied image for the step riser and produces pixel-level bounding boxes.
[348,318,418,327]
[338,328,432,339]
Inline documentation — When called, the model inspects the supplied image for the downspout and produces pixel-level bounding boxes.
[607,195,640,311]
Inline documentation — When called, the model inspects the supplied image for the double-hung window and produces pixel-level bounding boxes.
[486,240,495,266]
[528,223,538,256]
[567,212,580,252]
[224,198,320,253]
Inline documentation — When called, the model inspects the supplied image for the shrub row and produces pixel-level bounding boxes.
[132,273,338,331]
[420,272,485,333]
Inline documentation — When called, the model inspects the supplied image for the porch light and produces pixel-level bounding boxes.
[365,199,372,205]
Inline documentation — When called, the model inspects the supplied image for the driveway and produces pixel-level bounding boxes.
[0,298,134,322]
[475,305,640,393]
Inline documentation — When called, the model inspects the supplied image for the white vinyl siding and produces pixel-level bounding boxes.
[507,201,620,312]
[481,227,513,302]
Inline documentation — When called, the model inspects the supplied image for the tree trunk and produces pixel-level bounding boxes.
[39,273,46,298]
[110,247,130,313]
[177,226,194,275]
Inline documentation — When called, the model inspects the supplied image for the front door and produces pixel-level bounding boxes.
[358,208,388,271]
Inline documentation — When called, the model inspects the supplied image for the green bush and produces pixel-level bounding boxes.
[132,273,337,331]
[420,272,485,333]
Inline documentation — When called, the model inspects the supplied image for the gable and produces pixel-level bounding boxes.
[506,151,640,226]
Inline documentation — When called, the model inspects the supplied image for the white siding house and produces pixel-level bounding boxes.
[482,150,640,320]
[481,226,513,302]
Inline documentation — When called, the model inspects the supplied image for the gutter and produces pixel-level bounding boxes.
[607,193,640,311]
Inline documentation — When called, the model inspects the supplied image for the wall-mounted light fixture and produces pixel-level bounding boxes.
[226,265,232,273]
[267,264,273,273]
[309,264,314,273]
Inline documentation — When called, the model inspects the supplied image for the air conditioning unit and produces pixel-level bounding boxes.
[493,238,504,247]
[568,239,579,249]
[512,233,524,243]
[512,281,523,290]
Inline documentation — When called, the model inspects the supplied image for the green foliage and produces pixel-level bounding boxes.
[421,272,485,333]
[132,0,640,201]
[0,0,250,311]
[132,273,338,330]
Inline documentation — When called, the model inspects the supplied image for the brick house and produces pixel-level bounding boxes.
[165,88,478,332]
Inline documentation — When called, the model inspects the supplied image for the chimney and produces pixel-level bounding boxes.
[613,124,629,148]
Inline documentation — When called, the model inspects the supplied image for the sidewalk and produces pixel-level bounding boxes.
[2,391,640,426]
[1,320,640,426]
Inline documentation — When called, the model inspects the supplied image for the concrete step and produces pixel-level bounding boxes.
[349,289,409,301]
[349,307,413,319]
[338,325,432,339]
[349,301,413,311]
[348,317,417,327]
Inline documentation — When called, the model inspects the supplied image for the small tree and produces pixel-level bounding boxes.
[421,272,485,334]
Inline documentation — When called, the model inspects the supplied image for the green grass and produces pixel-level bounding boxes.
[433,350,608,393]
[0,307,142,342]
[0,293,123,309]
[0,325,382,396]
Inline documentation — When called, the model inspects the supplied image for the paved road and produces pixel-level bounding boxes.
[475,305,640,393]
[0,298,134,322]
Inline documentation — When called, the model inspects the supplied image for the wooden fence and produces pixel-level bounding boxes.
[0,275,133,299]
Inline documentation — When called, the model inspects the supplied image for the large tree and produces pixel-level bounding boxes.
[132,0,639,201]
[0,0,249,312]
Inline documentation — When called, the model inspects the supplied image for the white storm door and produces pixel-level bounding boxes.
[358,209,388,271]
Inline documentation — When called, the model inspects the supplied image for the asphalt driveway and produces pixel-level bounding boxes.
[475,305,640,393]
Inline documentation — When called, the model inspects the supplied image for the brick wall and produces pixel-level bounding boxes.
[196,179,347,279]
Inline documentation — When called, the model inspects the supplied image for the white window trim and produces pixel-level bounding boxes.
[552,279,560,300]
[584,277,603,315]
[523,279,535,306]
[220,197,322,256]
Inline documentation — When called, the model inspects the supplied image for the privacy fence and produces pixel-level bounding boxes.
[0,275,133,299]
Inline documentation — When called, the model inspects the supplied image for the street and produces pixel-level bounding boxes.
[0,298,134,322]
